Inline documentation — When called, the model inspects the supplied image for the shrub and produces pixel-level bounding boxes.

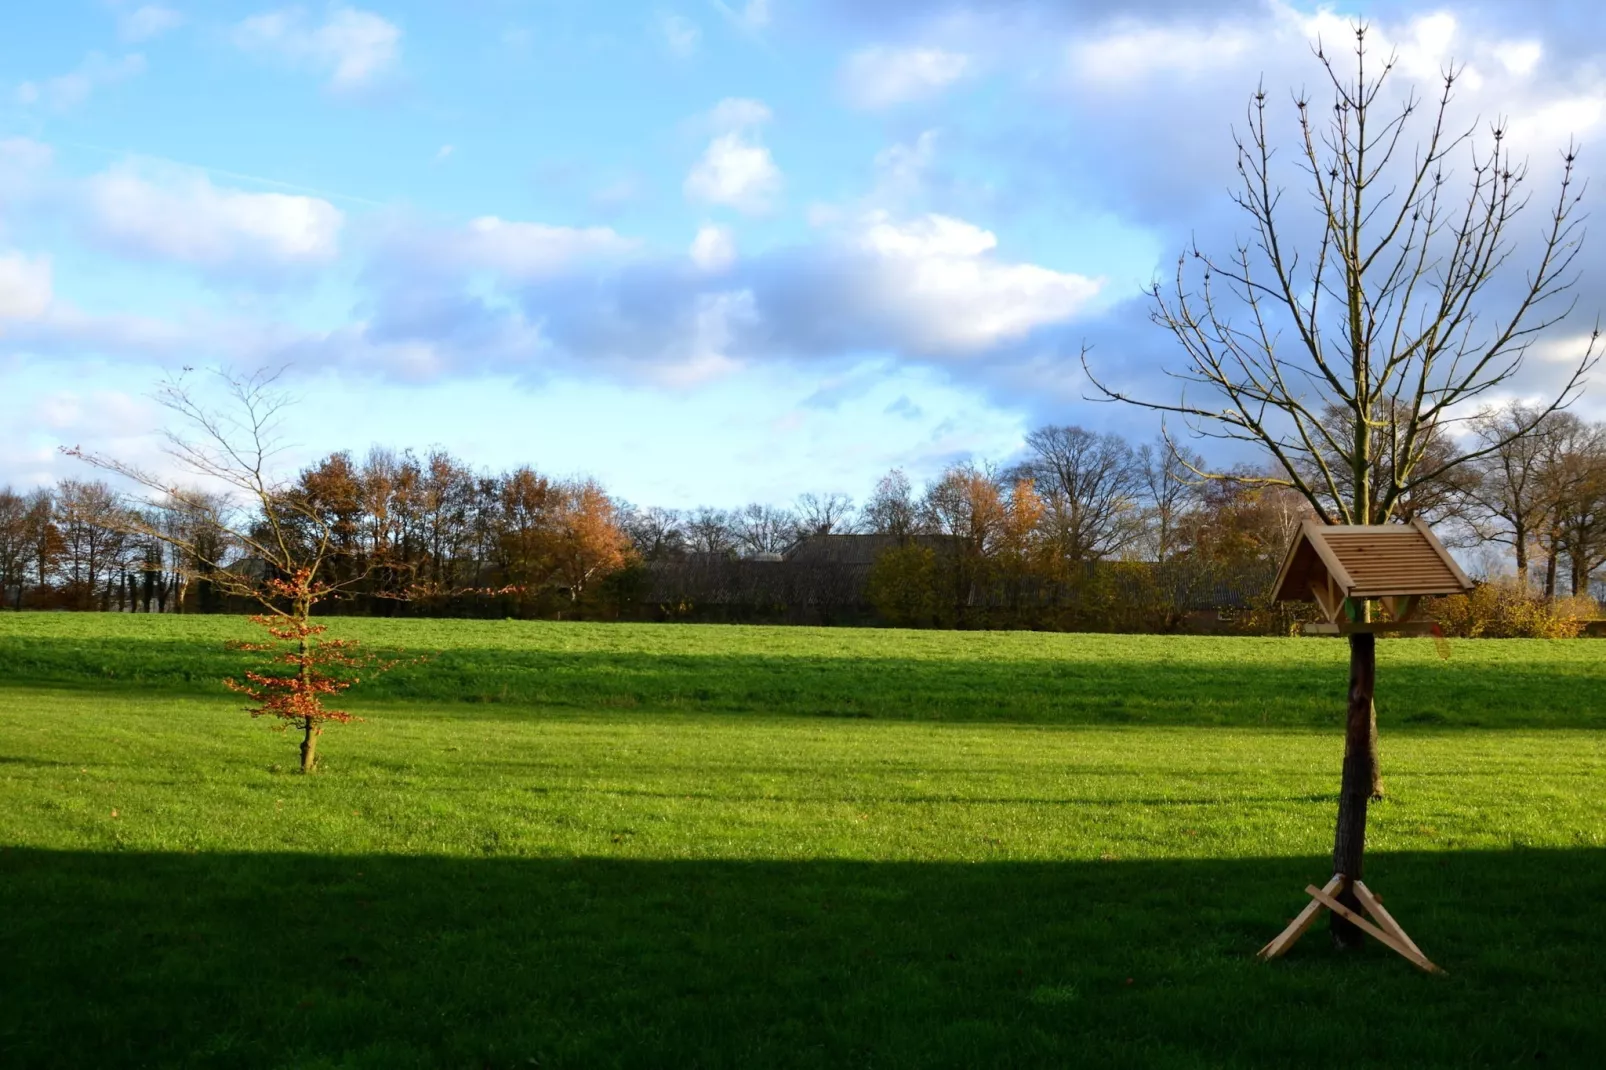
[1427,579,1598,639]
[867,544,944,627]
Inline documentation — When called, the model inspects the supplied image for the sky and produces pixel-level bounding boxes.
[3,0,1605,510]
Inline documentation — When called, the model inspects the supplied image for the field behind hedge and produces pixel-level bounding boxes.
[1,613,1603,1068]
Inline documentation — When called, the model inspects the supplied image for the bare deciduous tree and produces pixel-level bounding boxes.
[1084,26,1599,947]
[622,505,686,562]
[684,506,738,556]
[1016,426,1146,565]
[1460,404,1565,589]
[733,503,797,557]
[1137,436,1205,563]
[794,492,856,539]
[862,469,921,540]
[1541,416,1606,596]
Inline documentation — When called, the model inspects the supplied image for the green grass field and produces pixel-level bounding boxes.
[2,614,1603,1068]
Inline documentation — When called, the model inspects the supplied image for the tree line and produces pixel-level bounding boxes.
[5,402,1602,622]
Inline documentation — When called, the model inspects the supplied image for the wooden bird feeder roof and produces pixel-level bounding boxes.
[1273,519,1473,632]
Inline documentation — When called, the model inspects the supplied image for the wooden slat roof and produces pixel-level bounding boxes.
[1272,519,1473,603]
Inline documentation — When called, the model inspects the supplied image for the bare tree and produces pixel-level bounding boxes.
[22,489,58,599]
[54,480,129,610]
[0,488,31,609]
[1460,404,1567,589]
[1291,402,1471,524]
[684,506,738,556]
[622,505,686,561]
[733,502,797,556]
[1084,27,1599,947]
[1016,426,1146,565]
[862,469,921,539]
[1542,416,1606,596]
[794,492,856,538]
[1137,436,1204,562]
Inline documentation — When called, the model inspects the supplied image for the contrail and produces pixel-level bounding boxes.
[55,139,390,208]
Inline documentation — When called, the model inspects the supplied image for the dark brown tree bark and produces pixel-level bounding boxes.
[1332,631,1377,947]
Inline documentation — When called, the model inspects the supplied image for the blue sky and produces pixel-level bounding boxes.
[3,0,1604,508]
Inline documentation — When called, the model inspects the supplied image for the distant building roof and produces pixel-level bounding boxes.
[782,533,961,565]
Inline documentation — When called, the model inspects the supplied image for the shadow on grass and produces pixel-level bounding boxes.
[4,636,1603,729]
[2,848,1602,1068]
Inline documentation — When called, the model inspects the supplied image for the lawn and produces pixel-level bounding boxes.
[1,613,1603,1067]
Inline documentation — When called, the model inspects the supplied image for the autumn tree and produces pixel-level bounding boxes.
[67,368,397,772]
[1085,27,1598,946]
[922,462,1005,621]
[994,477,1047,611]
[550,479,631,602]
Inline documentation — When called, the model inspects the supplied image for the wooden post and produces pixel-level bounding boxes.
[1332,630,1376,947]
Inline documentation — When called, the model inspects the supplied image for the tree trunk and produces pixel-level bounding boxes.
[300,717,320,773]
[1332,631,1377,948]
[1368,701,1384,799]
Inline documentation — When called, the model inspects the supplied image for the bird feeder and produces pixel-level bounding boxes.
[1257,518,1474,973]
[1271,518,1474,635]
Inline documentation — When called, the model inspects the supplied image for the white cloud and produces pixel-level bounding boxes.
[1069,22,1254,85]
[686,136,782,213]
[234,6,401,92]
[738,0,770,31]
[715,0,769,33]
[660,13,700,58]
[707,97,771,130]
[655,290,754,386]
[689,224,736,271]
[0,138,54,200]
[451,217,636,279]
[840,46,971,109]
[685,98,781,214]
[0,253,52,322]
[435,144,455,162]
[83,165,344,269]
[119,5,184,43]
[35,389,151,434]
[872,129,939,203]
[15,52,146,111]
[861,213,995,259]
[1495,40,1543,78]
[851,212,1102,353]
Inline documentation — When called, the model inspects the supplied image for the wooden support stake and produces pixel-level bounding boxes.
[1257,875,1343,960]
[1305,885,1443,974]
[1258,876,1444,975]
[1352,881,1425,959]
